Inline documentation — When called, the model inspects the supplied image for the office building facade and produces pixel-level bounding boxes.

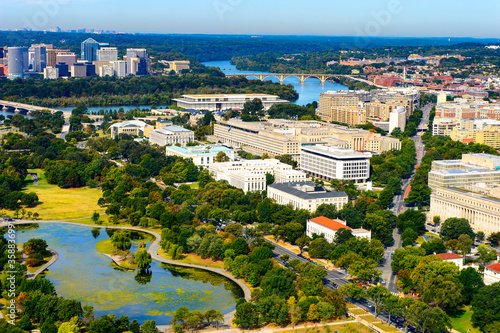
[165,144,236,167]
[56,52,77,65]
[126,48,149,75]
[174,94,287,111]
[306,217,371,242]
[7,47,29,79]
[97,47,118,62]
[81,38,100,62]
[300,145,371,183]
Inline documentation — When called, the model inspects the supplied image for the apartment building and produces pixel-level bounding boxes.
[268,183,348,213]
[212,119,400,158]
[208,159,307,193]
[317,88,419,125]
[435,99,500,120]
[300,145,371,183]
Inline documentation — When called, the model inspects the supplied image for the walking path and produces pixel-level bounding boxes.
[4,220,251,301]
[27,248,59,280]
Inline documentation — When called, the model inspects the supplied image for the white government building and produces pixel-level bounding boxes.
[165,144,236,167]
[484,263,500,285]
[300,145,372,183]
[149,126,195,146]
[306,216,371,243]
[173,94,288,111]
[267,181,348,212]
[208,159,307,192]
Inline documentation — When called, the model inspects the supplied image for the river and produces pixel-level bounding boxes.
[202,60,348,106]
[16,223,243,325]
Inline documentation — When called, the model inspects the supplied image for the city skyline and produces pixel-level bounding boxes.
[3,0,500,38]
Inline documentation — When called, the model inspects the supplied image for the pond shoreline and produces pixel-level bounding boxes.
[6,220,251,302]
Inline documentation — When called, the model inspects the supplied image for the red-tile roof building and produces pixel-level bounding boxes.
[306,216,371,243]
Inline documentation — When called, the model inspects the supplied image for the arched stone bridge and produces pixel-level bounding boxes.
[226,73,387,88]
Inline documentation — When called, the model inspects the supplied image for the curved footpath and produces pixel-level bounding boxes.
[27,248,59,280]
[4,220,251,301]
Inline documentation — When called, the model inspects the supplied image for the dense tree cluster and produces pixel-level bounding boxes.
[0,74,298,107]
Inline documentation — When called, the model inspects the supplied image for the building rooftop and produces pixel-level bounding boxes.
[166,144,233,155]
[486,263,500,272]
[110,120,149,128]
[301,145,372,159]
[434,253,463,260]
[309,216,352,231]
[182,93,276,98]
[153,126,192,135]
[268,181,347,200]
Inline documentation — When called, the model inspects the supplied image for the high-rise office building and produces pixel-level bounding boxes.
[8,47,29,79]
[56,63,69,77]
[47,48,69,67]
[110,60,126,78]
[56,52,77,65]
[126,48,149,75]
[97,47,118,62]
[81,38,100,62]
[0,47,4,59]
[32,46,47,72]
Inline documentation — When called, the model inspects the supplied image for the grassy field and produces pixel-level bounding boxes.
[349,308,369,315]
[372,322,400,333]
[274,322,370,333]
[449,306,481,333]
[1,169,106,220]
[95,239,139,270]
[158,248,225,269]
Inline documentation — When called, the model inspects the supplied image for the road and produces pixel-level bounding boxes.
[267,238,405,329]
[379,103,433,294]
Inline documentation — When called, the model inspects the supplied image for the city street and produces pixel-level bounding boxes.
[381,103,433,293]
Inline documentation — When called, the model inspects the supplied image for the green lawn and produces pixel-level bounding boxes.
[2,169,106,220]
[26,254,53,274]
[449,306,481,333]
[158,248,224,269]
[95,239,116,255]
[372,322,400,333]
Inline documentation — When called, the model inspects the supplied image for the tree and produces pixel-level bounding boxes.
[377,187,394,209]
[215,151,229,162]
[382,294,400,325]
[135,248,152,269]
[287,296,302,326]
[141,320,158,333]
[472,283,500,332]
[280,254,290,265]
[308,237,330,258]
[233,301,260,329]
[307,303,319,322]
[339,283,365,301]
[458,233,473,257]
[366,286,390,317]
[457,267,485,305]
[58,322,80,333]
[92,212,100,224]
[111,230,132,250]
[265,173,275,186]
[203,309,224,329]
[295,235,310,254]
[476,231,485,241]
[421,238,446,255]
[333,228,353,245]
[391,127,402,137]
[477,244,498,266]
[440,217,475,242]
[363,214,394,245]
[487,232,500,246]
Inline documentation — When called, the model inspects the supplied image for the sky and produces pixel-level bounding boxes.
[2,0,500,38]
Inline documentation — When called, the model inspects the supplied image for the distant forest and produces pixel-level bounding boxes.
[2,31,500,62]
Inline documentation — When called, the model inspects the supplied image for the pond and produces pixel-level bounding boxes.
[15,223,243,325]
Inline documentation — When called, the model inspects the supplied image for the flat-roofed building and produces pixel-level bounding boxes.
[155,119,174,129]
[43,67,59,79]
[109,120,154,139]
[428,154,500,190]
[97,47,118,62]
[209,159,307,192]
[165,144,235,167]
[212,119,400,159]
[173,94,288,111]
[167,60,190,73]
[56,52,77,65]
[429,185,500,236]
[149,126,194,147]
[306,216,371,242]
[317,88,419,125]
[300,145,371,183]
[268,182,348,213]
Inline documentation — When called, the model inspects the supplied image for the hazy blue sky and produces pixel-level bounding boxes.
[3,0,499,37]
